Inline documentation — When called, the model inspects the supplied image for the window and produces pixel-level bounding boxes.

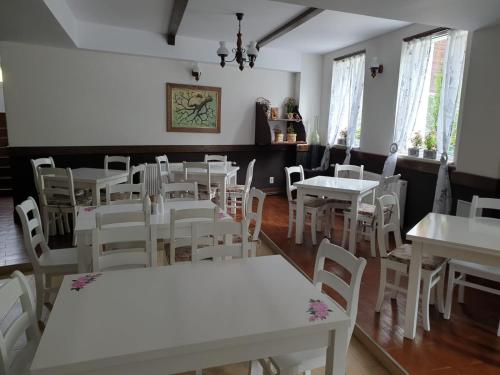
[394,29,467,161]
[327,52,365,148]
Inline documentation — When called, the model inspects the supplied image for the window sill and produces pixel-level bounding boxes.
[398,153,456,166]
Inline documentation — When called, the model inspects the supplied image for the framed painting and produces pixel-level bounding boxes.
[166,83,221,133]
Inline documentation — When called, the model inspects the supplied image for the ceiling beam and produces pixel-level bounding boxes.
[257,7,324,49]
[166,0,189,46]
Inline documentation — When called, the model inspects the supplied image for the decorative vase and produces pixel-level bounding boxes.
[423,149,437,159]
[287,113,294,120]
[274,133,284,143]
[408,147,419,157]
[287,133,297,143]
[337,138,346,146]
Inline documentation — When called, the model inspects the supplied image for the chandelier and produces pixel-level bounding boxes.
[216,13,259,71]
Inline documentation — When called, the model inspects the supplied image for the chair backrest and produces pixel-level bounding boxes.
[375,194,402,257]
[313,239,366,337]
[469,195,500,218]
[284,165,304,202]
[204,154,227,163]
[183,162,211,188]
[92,204,152,271]
[38,167,76,207]
[104,155,130,173]
[191,220,248,263]
[376,174,401,198]
[245,188,266,241]
[334,164,364,180]
[161,182,198,201]
[106,183,145,205]
[31,157,55,194]
[243,159,256,191]
[155,155,170,188]
[15,197,50,272]
[0,271,41,375]
[129,164,146,184]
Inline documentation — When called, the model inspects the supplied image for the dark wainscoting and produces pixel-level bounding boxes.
[300,146,500,233]
[9,144,298,208]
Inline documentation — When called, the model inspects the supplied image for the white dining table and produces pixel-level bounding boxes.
[168,162,239,210]
[75,200,231,272]
[404,213,500,339]
[294,176,379,253]
[30,255,350,375]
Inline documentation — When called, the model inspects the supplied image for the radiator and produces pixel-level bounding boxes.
[145,164,160,196]
[361,171,408,227]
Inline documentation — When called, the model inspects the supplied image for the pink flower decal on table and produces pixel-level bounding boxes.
[307,299,332,322]
[71,273,102,291]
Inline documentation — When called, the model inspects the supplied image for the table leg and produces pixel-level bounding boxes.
[77,231,91,273]
[221,177,227,211]
[295,189,305,244]
[348,196,359,254]
[91,185,100,206]
[404,241,423,339]
[325,323,349,375]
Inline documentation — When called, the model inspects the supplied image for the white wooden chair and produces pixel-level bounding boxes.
[342,174,401,257]
[257,238,366,375]
[155,155,170,190]
[169,208,217,265]
[105,183,145,205]
[204,154,227,163]
[182,162,217,200]
[92,202,153,271]
[245,188,266,257]
[191,220,248,263]
[104,155,130,173]
[15,197,78,321]
[285,165,330,245]
[38,167,92,245]
[0,271,41,375]
[226,159,256,217]
[31,157,59,235]
[129,164,146,184]
[445,195,500,336]
[161,182,198,202]
[334,163,364,179]
[375,194,446,331]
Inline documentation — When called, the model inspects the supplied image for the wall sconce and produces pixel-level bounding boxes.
[191,62,201,81]
[369,57,383,78]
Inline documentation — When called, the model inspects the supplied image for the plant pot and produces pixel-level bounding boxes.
[287,133,297,143]
[423,149,437,159]
[337,138,346,146]
[408,147,420,157]
[274,133,284,143]
[287,113,294,120]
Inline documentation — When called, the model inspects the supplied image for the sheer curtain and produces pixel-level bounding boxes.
[393,36,432,152]
[343,54,365,164]
[433,30,468,214]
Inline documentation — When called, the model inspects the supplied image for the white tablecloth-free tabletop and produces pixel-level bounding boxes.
[31,255,350,375]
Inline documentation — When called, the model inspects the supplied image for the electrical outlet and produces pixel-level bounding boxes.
[269,177,274,184]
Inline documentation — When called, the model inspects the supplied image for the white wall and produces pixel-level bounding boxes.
[298,53,323,134]
[0,42,295,146]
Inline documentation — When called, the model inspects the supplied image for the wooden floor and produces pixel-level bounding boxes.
[261,195,500,375]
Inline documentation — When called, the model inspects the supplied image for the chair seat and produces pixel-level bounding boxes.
[38,248,79,268]
[388,244,446,271]
[291,196,328,208]
[47,193,93,207]
[449,259,500,280]
[226,184,245,193]
[269,348,326,375]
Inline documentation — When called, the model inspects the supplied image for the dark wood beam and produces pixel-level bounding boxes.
[167,0,188,46]
[257,7,323,49]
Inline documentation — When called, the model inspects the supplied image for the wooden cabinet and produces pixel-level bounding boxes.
[254,103,306,145]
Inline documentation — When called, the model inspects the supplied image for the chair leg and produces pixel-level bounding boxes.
[422,275,432,332]
[35,274,45,322]
[444,267,455,320]
[341,216,349,248]
[437,268,446,314]
[42,209,50,240]
[391,271,401,300]
[369,225,376,258]
[287,207,293,239]
[458,274,465,303]
[170,245,176,265]
[72,210,77,246]
[63,213,71,233]
[375,263,387,312]
[311,211,317,245]
[56,214,64,235]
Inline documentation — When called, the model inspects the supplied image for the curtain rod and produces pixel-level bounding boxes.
[334,49,366,62]
[403,27,450,42]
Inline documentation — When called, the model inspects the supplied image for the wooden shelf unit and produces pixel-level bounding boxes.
[254,103,306,145]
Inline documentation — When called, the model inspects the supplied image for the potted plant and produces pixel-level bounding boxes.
[423,131,437,159]
[287,125,297,143]
[285,97,297,119]
[273,127,284,143]
[337,129,347,145]
[408,131,422,157]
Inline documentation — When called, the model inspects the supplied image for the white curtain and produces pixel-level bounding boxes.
[433,30,468,214]
[343,54,365,164]
[381,143,399,179]
[393,36,432,152]
[327,59,351,146]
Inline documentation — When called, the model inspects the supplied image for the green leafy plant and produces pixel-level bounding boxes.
[410,132,423,148]
[285,97,297,114]
[424,131,437,151]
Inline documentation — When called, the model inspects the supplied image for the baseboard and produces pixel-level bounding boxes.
[260,231,408,375]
